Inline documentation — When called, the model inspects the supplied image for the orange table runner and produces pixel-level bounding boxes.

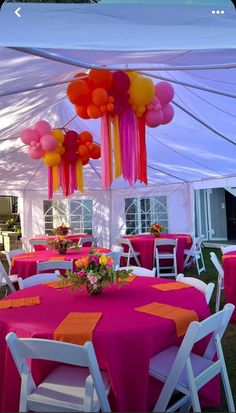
[48,256,66,261]
[152,282,192,292]
[11,253,35,267]
[135,302,198,337]
[53,312,102,345]
[42,281,72,289]
[0,296,40,309]
[222,254,236,262]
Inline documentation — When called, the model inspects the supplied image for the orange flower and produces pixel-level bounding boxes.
[59,236,65,241]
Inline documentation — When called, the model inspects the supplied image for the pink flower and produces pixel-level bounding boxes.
[88,275,98,285]
[78,270,86,278]
[106,261,113,268]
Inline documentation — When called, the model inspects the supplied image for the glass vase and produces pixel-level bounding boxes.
[86,281,103,296]
[58,245,67,254]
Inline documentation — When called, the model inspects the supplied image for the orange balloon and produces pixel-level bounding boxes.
[67,79,89,105]
[75,105,90,119]
[90,144,101,159]
[78,145,89,157]
[73,72,88,80]
[107,103,114,112]
[100,105,107,113]
[92,88,108,106]
[87,104,102,119]
[87,143,95,156]
[108,96,115,103]
[88,69,112,89]
[79,131,93,145]
[81,156,89,165]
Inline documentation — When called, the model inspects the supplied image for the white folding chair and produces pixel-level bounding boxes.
[5,249,25,268]
[0,260,18,294]
[149,303,235,413]
[117,238,141,267]
[29,238,49,251]
[78,237,97,247]
[18,271,60,289]
[118,266,156,277]
[6,333,111,413]
[37,260,73,273]
[210,252,224,312]
[221,245,236,255]
[184,236,206,276]
[154,239,178,278]
[105,251,122,270]
[21,236,31,253]
[176,273,215,305]
[111,245,123,254]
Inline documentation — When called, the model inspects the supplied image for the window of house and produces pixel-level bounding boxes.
[43,199,93,235]
[125,196,168,235]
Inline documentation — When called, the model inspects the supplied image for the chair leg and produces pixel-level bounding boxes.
[156,252,160,278]
[134,253,141,267]
[215,276,222,312]
[218,343,236,412]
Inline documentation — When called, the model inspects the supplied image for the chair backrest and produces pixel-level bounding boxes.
[154,303,235,412]
[105,252,122,269]
[221,245,236,255]
[176,273,215,304]
[18,271,60,289]
[118,266,156,277]
[154,239,178,247]
[29,238,49,250]
[210,252,224,278]
[37,260,73,273]
[79,237,96,247]
[20,237,31,253]
[5,249,25,267]
[111,245,124,254]
[6,333,111,412]
[0,260,16,293]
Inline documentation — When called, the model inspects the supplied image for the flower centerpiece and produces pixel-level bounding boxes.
[60,248,132,295]
[53,224,71,236]
[148,223,164,237]
[48,236,74,254]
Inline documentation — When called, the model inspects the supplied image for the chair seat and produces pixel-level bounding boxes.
[149,345,213,393]
[27,365,110,412]
[122,251,140,257]
[1,274,18,285]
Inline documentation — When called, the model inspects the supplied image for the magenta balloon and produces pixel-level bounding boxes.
[40,135,57,152]
[63,150,78,164]
[155,82,174,105]
[28,145,44,160]
[112,71,130,94]
[20,128,39,145]
[35,120,51,137]
[64,130,78,148]
[161,104,174,124]
[145,110,163,128]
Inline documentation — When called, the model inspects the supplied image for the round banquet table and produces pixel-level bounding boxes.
[222,251,236,322]
[0,277,219,412]
[30,234,93,251]
[10,247,109,279]
[125,233,192,271]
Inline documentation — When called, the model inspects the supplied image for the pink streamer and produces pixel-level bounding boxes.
[71,163,77,193]
[48,167,53,199]
[119,108,139,186]
[101,113,111,189]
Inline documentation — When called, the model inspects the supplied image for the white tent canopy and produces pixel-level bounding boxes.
[0,0,235,244]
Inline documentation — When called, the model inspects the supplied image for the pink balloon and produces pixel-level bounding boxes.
[155,82,174,105]
[161,104,174,124]
[35,120,51,137]
[40,135,57,152]
[20,128,39,145]
[147,103,154,111]
[145,110,163,128]
[28,145,44,160]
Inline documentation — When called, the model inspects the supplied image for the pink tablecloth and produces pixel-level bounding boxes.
[125,233,192,272]
[222,251,236,322]
[0,277,219,412]
[11,247,109,279]
[30,234,92,251]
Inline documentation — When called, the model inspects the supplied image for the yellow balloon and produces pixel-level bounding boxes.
[56,143,65,155]
[43,151,61,167]
[51,129,64,143]
[129,76,154,107]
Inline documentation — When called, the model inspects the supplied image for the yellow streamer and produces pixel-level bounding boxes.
[108,115,113,185]
[76,159,84,192]
[113,115,121,178]
[52,165,59,192]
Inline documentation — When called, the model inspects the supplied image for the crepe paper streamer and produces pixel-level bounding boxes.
[63,162,70,197]
[52,165,59,192]
[108,115,113,186]
[113,115,122,178]
[138,115,148,185]
[48,167,53,199]
[101,113,111,189]
[76,159,84,192]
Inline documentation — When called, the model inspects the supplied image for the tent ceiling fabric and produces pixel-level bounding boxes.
[0,1,236,192]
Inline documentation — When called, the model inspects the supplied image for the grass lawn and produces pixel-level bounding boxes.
[0,247,235,410]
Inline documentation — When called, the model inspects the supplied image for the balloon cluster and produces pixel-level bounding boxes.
[67,69,174,127]
[145,82,175,128]
[20,120,101,167]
